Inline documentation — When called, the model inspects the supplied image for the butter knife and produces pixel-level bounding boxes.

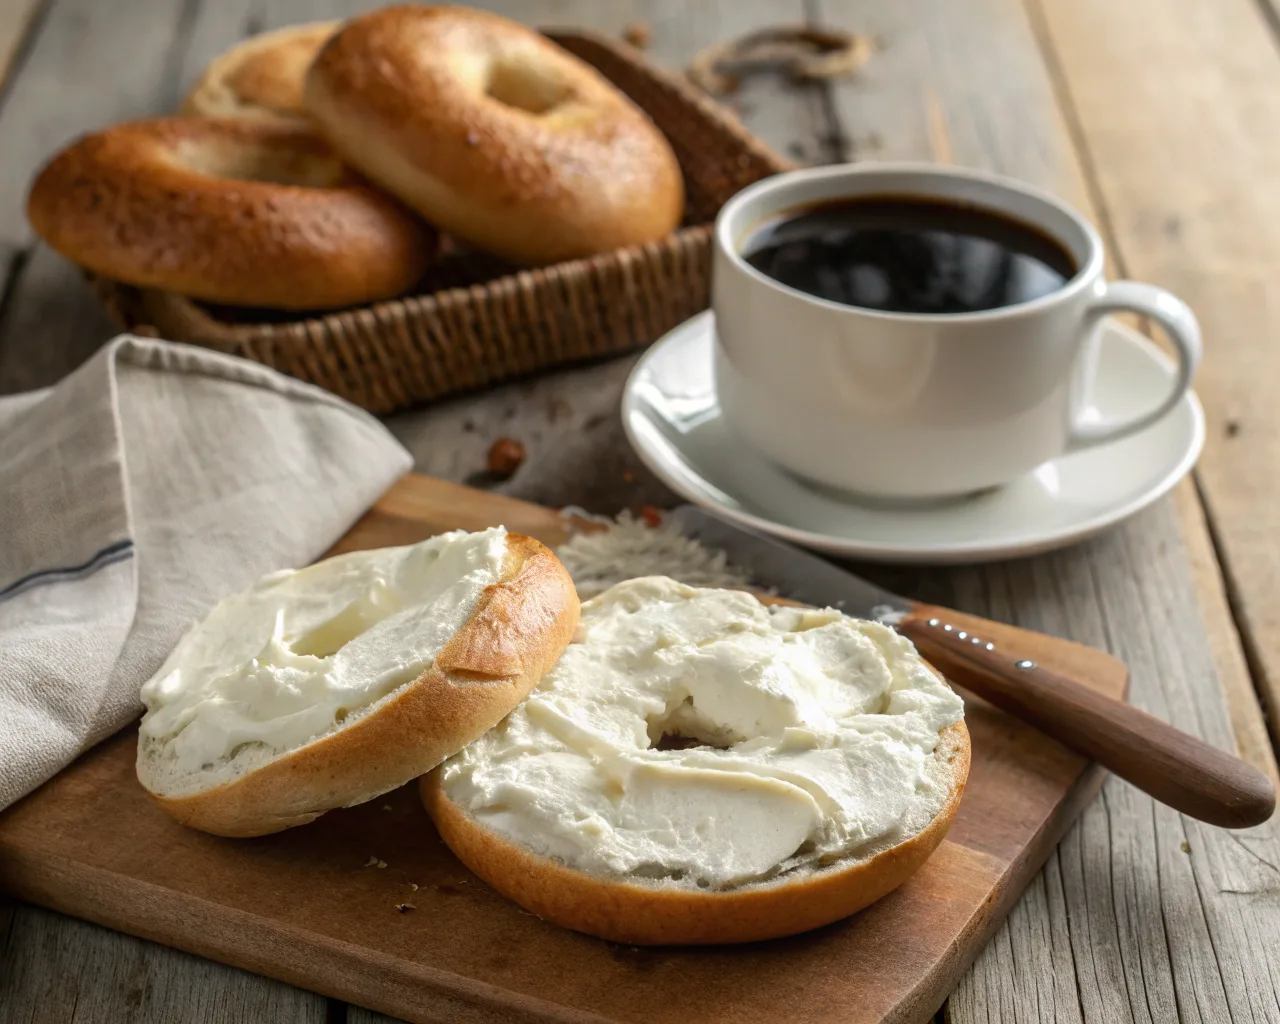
[669,506,1275,829]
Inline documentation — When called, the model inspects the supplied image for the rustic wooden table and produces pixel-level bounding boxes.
[2,0,1279,1022]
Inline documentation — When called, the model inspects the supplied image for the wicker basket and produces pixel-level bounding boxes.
[90,30,793,414]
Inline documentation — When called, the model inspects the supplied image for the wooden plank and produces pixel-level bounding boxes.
[1028,0,1280,774]
[0,898,329,1023]
[0,0,248,393]
[0,0,47,94]
[0,0,196,248]
[0,244,118,394]
[1175,483,1280,789]
[808,0,1280,1022]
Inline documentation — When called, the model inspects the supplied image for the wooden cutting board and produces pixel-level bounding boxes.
[0,473,1128,1024]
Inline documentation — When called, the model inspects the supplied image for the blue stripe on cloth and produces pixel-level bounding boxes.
[0,539,135,604]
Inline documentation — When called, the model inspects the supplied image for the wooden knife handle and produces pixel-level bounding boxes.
[900,605,1276,829]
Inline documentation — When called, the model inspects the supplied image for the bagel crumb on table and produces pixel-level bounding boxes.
[183,21,341,126]
[423,576,969,945]
[27,117,435,310]
[305,4,686,266]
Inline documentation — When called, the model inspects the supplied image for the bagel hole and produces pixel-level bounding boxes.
[484,54,570,114]
[172,139,346,188]
[647,697,737,751]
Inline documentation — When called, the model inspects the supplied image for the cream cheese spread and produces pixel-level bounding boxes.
[140,527,508,773]
[439,576,965,890]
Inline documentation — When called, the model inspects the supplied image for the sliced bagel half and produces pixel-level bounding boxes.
[421,577,970,945]
[137,529,579,838]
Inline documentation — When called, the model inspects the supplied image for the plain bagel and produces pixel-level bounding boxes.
[27,117,434,309]
[423,577,971,945]
[137,529,580,838]
[304,5,685,266]
[183,22,341,125]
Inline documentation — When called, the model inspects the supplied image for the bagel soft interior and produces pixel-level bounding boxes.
[137,528,579,838]
[423,576,969,945]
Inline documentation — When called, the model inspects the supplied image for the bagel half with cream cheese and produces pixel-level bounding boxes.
[423,576,969,945]
[137,528,579,838]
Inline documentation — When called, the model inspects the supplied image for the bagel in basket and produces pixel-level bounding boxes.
[137,528,579,838]
[304,5,685,266]
[423,576,969,945]
[183,22,341,125]
[27,117,434,310]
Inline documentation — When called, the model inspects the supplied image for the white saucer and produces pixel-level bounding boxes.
[622,311,1204,564]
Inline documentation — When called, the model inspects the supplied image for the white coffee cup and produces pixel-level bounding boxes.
[711,163,1201,501]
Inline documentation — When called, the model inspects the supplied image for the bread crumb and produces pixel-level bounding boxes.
[410,883,419,890]
[363,855,379,868]
[487,437,526,478]
[378,860,387,868]
[381,804,392,811]
[1180,841,1191,853]
[395,902,416,913]
[622,21,651,48]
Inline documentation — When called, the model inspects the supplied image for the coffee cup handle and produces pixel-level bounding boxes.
[1066,281,1202,451]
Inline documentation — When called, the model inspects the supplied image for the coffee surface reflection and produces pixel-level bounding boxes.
[742,195,1078,315]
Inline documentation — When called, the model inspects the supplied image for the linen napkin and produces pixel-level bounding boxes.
[0,336,413,811]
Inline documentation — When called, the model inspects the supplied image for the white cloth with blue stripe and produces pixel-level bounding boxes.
[0,336,413,811]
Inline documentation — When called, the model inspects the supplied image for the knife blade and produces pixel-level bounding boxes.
[666,505,913,622]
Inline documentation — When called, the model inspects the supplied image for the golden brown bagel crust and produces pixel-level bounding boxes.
[141,534,580,837]
[423,719,970,945]
[183,22,341,125]
[305,5,685,266]
[27,117,433,310]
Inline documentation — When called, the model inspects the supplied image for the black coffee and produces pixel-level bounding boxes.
[742,195,1077,314]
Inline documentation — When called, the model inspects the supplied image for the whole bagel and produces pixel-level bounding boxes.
[305,5,685,266]
[183,22,341,126]
[27,117,434,310]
